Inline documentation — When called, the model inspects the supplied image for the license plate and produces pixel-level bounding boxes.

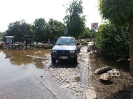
[60,56,68,59]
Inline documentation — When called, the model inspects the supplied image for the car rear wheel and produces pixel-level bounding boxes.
[52,58,56,64]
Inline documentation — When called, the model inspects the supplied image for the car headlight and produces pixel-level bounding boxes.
[52,50,57,53]
[70,50,75,53]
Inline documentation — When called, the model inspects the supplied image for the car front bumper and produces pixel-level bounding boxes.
[51,53,77,60]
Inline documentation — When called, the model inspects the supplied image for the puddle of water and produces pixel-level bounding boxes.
[0,47,89,99]
[0,49,50,86]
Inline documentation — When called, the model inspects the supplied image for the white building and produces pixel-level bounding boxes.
[5,36,14,44]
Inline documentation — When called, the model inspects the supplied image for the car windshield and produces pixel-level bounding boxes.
[56,38,75,45]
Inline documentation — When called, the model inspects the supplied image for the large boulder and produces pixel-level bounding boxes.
[94,66,112,74]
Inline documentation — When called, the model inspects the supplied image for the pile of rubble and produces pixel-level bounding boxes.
[94,66,120,82]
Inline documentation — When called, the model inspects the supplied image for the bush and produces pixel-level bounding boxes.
[96,23,129,59]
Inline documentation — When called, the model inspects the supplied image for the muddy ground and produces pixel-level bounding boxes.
[89,53,133,99]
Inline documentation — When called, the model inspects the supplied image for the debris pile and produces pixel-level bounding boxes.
[94,66,120,82]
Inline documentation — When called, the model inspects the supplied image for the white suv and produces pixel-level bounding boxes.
[51,36,80,64]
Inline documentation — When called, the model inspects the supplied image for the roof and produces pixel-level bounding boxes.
[60,36,75,39]
[5,36,14,38]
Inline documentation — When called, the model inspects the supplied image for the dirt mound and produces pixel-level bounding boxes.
[89,53,133,99]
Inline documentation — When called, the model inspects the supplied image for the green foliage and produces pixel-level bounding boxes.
[64,0,85,38]
[6,20,33,42]
[32,18,47,42]
[47,19,65,41]
[5,18,65,43]
[0,32,6,41]
[80,27,95,39]
[99,0,133,25]
[96,23,129,58]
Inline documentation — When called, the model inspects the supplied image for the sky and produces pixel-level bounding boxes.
[0,0,102,32]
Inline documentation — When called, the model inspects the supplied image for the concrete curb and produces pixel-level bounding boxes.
[86,51,97,99]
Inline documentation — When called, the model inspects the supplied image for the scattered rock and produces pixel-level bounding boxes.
[60,84,71,89]
[94,66,112,74]
[99,73,111,81]
[75,77,80,82]
[86,87,96,99]
[87,45,94,52]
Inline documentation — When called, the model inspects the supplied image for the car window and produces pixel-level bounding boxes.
[56,38,75,45]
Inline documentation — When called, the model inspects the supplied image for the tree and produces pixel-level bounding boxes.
[33,18,47,42]
[80,27,94,39]
[47,19,65,41]
[64,0,85,38]
[6,20,32,42]
[0,31,6,41]
[99,0,133,77]
[96,23,129,58]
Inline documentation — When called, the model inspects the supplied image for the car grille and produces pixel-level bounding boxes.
[57,50,70,54]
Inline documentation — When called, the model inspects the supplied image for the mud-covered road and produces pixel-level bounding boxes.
[39,46,89,99]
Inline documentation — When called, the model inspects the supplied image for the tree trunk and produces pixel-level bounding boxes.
[129,16,133,77]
